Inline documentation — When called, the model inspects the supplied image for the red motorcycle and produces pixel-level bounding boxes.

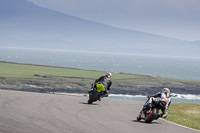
[137,96,167,123]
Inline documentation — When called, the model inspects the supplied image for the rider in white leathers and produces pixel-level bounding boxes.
[142,88,171,118]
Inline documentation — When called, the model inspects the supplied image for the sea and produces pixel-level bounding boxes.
[0,47,200,104]
[108,93,200,104]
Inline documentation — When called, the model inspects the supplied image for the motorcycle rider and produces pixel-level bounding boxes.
[141,88,171,118]
[89,72,112,100]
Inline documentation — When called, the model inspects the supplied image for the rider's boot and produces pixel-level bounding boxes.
[102,90,109,97]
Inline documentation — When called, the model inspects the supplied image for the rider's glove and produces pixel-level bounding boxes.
[160,101,167,107]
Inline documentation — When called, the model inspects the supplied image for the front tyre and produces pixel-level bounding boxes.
[137,114,141,121]
[88,99,93,104]
[87,91,99,104]
[88,94,94,104]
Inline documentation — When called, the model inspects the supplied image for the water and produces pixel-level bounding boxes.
[108,93,200,104]
[1,47,200,80]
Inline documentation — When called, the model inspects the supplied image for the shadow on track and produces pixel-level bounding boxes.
[79,102,99,105]
[132,120,160,124]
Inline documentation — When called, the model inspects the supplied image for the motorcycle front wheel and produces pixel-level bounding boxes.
[137,113,142,121]
[88,91,99,104]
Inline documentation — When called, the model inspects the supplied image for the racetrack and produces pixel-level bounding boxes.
[0,90,198,133]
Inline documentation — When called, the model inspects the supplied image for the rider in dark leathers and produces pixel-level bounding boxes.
[89,72,112,99]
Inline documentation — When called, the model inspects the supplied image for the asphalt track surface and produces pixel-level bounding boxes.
[0,90,198,133]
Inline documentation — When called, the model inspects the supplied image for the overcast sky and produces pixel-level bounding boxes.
[28,0,200,41]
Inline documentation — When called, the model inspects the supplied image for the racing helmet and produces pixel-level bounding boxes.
[162,88,170,98]
[106,72,112,78]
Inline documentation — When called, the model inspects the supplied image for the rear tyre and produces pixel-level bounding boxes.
[145,108,159,123]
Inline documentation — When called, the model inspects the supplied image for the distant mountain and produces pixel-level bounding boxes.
[0,0,199,57]
[28,0,200,41]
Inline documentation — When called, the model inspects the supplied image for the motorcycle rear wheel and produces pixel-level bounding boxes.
[145,108,159,123]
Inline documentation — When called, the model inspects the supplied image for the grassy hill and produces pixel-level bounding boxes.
[0,61,200,95]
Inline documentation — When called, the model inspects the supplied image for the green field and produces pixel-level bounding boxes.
[0,61,150,93]
[0,62,145,79]
[0,61,200,95]
[166,103,200,130]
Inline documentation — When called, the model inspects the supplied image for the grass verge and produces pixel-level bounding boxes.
[166,103,200,130]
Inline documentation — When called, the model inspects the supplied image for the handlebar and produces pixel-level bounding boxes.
[147,96,155,98]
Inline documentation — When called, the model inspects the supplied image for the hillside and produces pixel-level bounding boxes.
[0,62,200,95]
[28,0,200,41]
[0,0,199,57]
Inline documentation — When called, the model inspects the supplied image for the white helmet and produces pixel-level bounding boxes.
[162,88,170,98]
[106,72,112,77]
